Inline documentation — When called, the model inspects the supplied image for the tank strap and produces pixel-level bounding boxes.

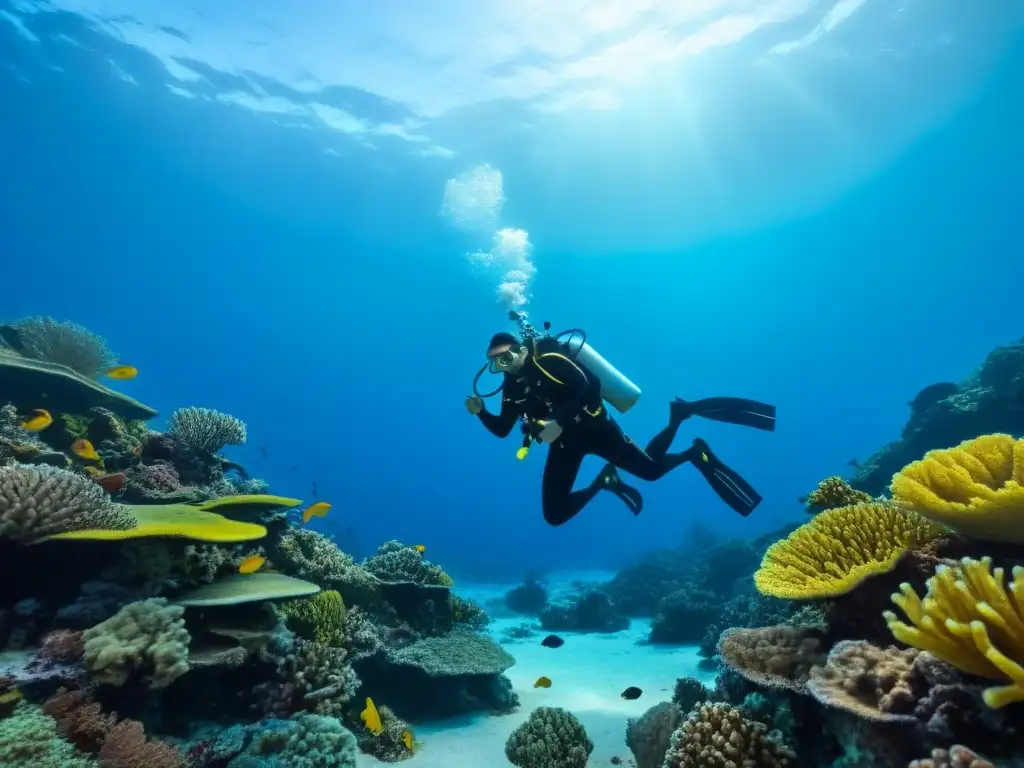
[533,352,586,386]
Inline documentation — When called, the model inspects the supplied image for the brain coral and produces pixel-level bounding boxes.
[754,502,945,599]
[890,433,1024,542]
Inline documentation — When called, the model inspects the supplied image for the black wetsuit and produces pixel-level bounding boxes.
[476,349,701,526]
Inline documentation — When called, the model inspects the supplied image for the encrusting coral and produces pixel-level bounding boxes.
[661,702,795,767]
[505,706,593,768]
[82,598,191,689]
[890,433,1024,542]
[884,556,1024,708]
[754,502,946,599]
[806,640,921,722]
[806,475,872,512]
[717,625,827,692]
[0,464,137,543]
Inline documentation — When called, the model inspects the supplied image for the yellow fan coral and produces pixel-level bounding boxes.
[890,433,1024,542]
[44,503,267,543]
[754,503,945,599]
[884,556,1024,709]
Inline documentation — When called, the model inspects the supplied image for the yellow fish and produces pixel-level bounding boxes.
[414,544,426,554]
[302,501,331,525]
[534,676,552,689]
[401,729,416,752]
[71,439,101,462]
[83,466,104,478]
[238,554,265,574]
[20,409,52,431]
[106,365,138,380]
[360,696,383,736]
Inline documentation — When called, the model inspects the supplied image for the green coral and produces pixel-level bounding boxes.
[274,528,379,604]
[363,540,454,586]
[82,597,191,688]
[242,713,357,767]
[505,706,593,768]
[0,701,95,767]
[280,591,347,646]
[450,594,490,629]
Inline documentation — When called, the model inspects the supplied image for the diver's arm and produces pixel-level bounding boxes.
[536,353,601,425]
[478,397,518,438]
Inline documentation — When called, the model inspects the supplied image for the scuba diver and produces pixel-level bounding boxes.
[465,329,776,527]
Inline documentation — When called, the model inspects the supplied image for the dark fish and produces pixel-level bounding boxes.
[540,634,564,649]
[260,446,268,459]
[908,382,959,412]
[311,481,318,497]
[620,686,643,700]
[0,324,24,352]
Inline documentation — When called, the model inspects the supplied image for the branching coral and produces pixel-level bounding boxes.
[275,528,380,602]
[82,598,191,688]
[4,316,118,379]
[806,475,872,512]
[98,720,183,768]
[363,540,454,586]
[662,702,795,767]
[505,706,593,768]
[754,502,945,599]
[806,640,920,722]
[890,433,1024,542]
[276,638,360,715]
[884,556,1024,708]
[717,625,826,692]
[0,464,137,543]
[167,407,247,454]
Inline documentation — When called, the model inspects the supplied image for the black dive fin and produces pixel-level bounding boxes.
[690,439,762,517]
[673,396,776,432]
[594,463,644,515]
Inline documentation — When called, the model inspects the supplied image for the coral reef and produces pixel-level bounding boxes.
[662,702,796,767]
[1,316,118,379]
[167,407,248,455]
[539,588,629,633]
[626,701,685,768]
[805,475,873,513]
[505,706,593,768]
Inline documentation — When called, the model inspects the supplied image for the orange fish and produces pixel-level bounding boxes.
[106,365,138,380]
[71,439,101,462]
[238,554,266,574]
[302,501,331,524]
[83,466,104,478]
[401,729,416,752]
[414,544,426,554]
[20,409,52,431]
[360,697,384,735]
[96,472,126,493]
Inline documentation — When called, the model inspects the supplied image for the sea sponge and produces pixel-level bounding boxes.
[0,701,95,767]
[279,590,347,646]
[754,502,945,599]
[82,598,191,688]
[0,464,136,543]
[717,625,826,692]
[806,475,872,512]
[505,706,593,768]
[884,556,1024,708]
[167,406,247,454]
[806,640,920,722]
[662,702,795,767]
[890,433,1024,542]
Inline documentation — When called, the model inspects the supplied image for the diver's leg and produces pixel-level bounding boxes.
[540,440,594,526]
[673,396,776,432]
[645,399,690,459]
[680,438,762,516]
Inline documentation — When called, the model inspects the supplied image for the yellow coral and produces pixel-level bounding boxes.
[806,475,872,512]
[44,503,267,543]
[754,502,945,599]
[890,433,1024,543]
[884,556,1024,708]
[280,590,346,646]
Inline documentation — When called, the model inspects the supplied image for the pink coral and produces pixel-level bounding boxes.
[39,630,86,664]
[99,719,183,768]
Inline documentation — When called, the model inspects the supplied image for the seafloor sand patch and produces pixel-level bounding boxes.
[355,578,717,767]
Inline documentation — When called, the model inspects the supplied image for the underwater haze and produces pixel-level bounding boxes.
[1,1,1023,575]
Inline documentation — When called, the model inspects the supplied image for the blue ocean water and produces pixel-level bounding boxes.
[1,0,1022,586]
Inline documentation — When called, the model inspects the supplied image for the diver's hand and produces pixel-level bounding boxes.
[465,395,483,415]
[538,421,564,443]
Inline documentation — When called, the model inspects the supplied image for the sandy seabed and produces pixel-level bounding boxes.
[355,575,717,768]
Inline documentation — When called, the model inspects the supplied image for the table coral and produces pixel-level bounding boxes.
[884,556,1024,708]
[505,706,593,768]
[717,625,827,692]
[754,502,945,599]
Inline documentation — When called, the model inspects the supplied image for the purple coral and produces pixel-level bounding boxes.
[0,464,136,543]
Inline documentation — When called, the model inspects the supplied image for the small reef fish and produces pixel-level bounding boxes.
[71,439,101,462]
[95,472,126,493]
[19,409,52,431]
[302,501,331,525]
[401,729,416,752]
[83,466,104,478]
[360,697,384,736]
[414,544,426,554]
[540,634,564,649]
[105,365,138,380]
[620,686,643,701]
[238,555,266,574]
[533,676,552,689]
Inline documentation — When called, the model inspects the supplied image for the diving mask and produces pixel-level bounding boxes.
[487,349,516,374]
